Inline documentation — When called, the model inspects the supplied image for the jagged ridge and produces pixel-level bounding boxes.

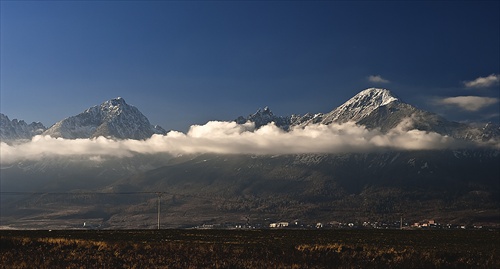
[43,97,166,140]
[2,88,498,142]
[0,113,46,141]
[236,88,499,142]
[235,106,292,129]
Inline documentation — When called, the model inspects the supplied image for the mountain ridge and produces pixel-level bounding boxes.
[1,88,499,229]
[2,88,499,142]
[42,97,166,140]
[0,113,46,141]
[236,88,499,142]
[321,88,401,124]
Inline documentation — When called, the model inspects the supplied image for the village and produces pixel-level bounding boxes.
[192,219,492,230]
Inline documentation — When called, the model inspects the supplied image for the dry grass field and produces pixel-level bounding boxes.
[1,229,498,268]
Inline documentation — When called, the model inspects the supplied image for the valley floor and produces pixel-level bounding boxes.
[1,229,498,268]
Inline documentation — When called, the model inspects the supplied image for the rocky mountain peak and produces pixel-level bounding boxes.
[83,97,129,116]
[102,97,126,108]
[353,88,400,106]
[43,98,166,140]
[259,106,272,114]
[252,106,274,120]
[0,113,47,141]
[235,107,291,129]
[320,88,401,124]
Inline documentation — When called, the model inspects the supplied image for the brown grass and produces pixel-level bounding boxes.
[1,229,498,268]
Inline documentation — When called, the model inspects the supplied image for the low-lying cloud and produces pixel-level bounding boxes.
[0,120,497,164]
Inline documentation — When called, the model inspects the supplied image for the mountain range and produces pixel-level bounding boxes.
[1,88,499,229]
[234,88,499,141]
[2,88,499,142]
[1,97,166,141]
[0,114,46,141]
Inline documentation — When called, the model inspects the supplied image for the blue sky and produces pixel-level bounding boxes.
[1,1,499,132]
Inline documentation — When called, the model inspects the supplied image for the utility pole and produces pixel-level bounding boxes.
[157,192,161,230]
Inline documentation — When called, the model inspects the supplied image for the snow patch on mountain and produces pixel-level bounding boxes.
[321,88,400,124]
[238,88,499,144]
[43,97,166,140]
[235,106,292,129]
[0,113,46,141]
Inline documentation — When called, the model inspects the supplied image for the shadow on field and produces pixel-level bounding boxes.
[1,229,498,268]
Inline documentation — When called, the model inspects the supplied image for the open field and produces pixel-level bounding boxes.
[1,229,499,268]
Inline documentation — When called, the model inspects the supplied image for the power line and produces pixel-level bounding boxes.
[0,191,245,204]
[0,191,163,195]
[0,190,252,229]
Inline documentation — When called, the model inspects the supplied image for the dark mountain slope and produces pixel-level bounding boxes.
[100,150,499,226]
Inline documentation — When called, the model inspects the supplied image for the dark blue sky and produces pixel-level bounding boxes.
[1,1,499,131]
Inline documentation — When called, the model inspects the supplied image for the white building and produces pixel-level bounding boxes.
[269,222,289,228]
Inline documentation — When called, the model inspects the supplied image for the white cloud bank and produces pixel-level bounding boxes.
[368,75,390,84]
[463,74,500,88]
[0,120,497,164]
[438,96,499,111]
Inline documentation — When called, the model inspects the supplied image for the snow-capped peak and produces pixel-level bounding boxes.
[261,106,271,113]
[321,88,401,124]
[235,107,292,129]
[106,97,126,106]
[255,106,273,117]
[98,97,128,112]
[352,88,400,107]
[43,97,166,140]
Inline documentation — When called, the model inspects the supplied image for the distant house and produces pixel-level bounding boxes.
[269,222,289,228]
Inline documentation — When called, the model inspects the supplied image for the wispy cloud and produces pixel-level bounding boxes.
[437,96,499,111]
[1,119,496,164]
[367,75,390,84]
[463,74,500,88]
